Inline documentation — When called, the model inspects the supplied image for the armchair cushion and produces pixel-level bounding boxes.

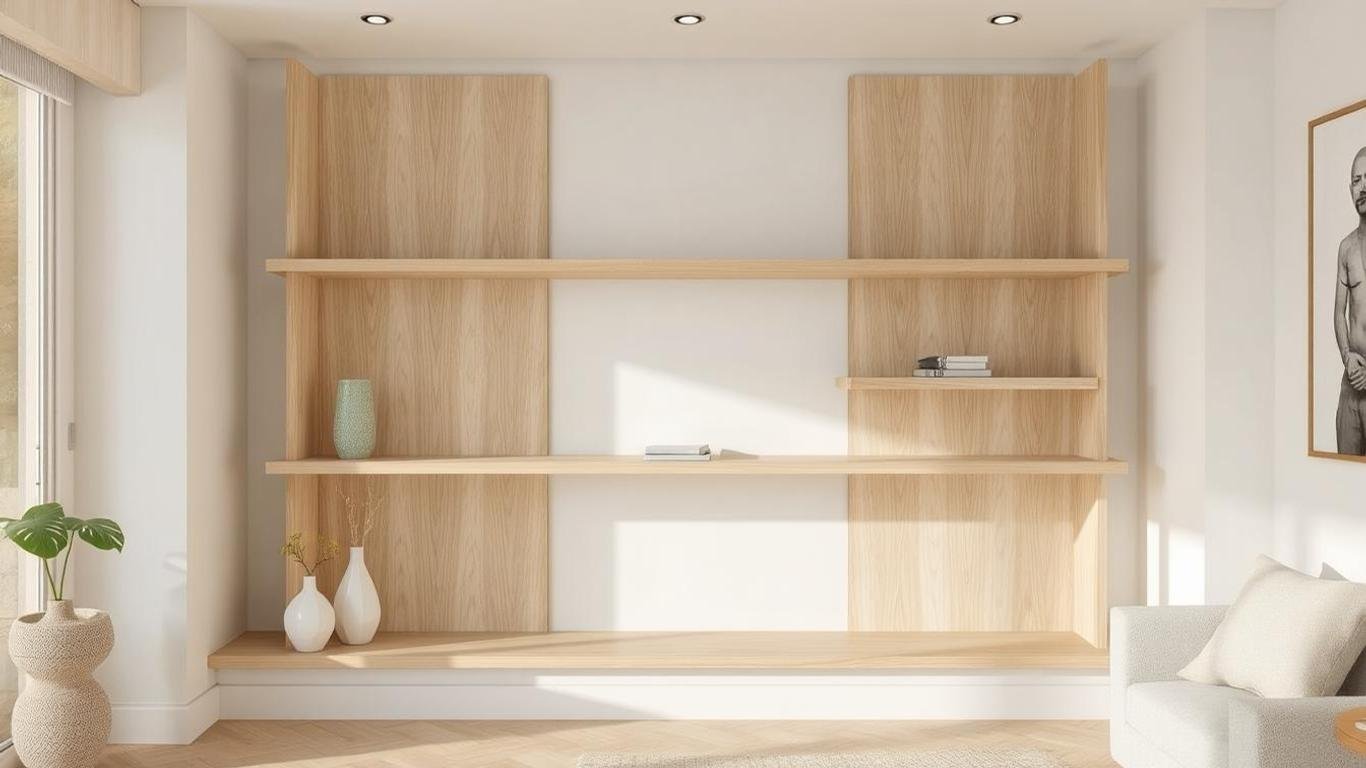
[1179,556,1366,698]
[1126,680,1259,768]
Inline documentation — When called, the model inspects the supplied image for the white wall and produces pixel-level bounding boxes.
[1271,0,1366,580]
[185,9,248,704]
[75,6,190,708]
[1134,9,1275,606]
[244,58,1143,630]
[75,6,246,742]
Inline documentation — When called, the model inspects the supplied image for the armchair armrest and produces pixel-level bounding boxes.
[1229,696,1366,768]
[1111,605,1227,688]
[1110,604,1227,756]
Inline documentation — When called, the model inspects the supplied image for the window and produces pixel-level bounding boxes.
[0,76,61,750]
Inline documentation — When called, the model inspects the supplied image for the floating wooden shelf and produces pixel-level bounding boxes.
[265,258,1129,280]
[837,377,1100,391]
[209,630,1108,671]
[265,455,1127,476]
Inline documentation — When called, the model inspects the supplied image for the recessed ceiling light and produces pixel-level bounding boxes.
[674,13,705,25]
[360,13,392,25]
[988,13,1021,26]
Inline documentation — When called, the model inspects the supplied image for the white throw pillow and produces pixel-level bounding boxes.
[1178,556,1366,698]
[1319,563,1366,696]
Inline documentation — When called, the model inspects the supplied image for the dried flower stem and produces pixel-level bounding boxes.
[339,483,384,547]
[280,532,340,576]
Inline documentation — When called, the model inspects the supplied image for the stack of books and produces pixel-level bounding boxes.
[644,444,712,461]
[913,355,991,378]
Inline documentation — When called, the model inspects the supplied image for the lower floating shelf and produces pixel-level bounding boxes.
[265,455,1127,476]
[209,631,1107,671]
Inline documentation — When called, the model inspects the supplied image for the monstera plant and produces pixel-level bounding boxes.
[0,502,124,600]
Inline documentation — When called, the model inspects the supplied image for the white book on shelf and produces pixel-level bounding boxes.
[911,369,993,378]
[644,444,711,456]
[643,453,713,461]
[917,355,989,368]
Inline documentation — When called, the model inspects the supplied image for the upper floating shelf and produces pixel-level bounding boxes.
[266,455,1128,476]
[837,377,1101,391]
[266,258,1130,280]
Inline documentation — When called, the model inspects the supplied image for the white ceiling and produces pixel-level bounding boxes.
[144,0,1279,60]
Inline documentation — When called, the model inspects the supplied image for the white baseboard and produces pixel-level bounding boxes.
[110,685,220,745]
[218,670,1109,720]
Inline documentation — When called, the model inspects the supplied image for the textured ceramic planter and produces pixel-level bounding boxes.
[9,600,114,768]
[284,575,335,652]
[333,379,376,459]
[335,546,381,645]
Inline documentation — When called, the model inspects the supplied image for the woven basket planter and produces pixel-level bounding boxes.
[10,600,114,768]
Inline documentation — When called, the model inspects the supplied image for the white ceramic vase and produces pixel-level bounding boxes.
[284,575,335,652]
[9,600,113,768]
[334,546,381,645]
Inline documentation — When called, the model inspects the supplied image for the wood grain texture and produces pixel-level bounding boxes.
[849,476,1102,632]
[308,279,549,631]
[848,278,1098,456]
[850,74,1073,261]
[847,66,1113,641]
[282,274,320,609]
[1072,492,1107,648]
[317,75,548,261]
[280,72,550,632]
[265,257,1129,280]
[285,61,319,261]
[1070,61,1108,261]
[209,630,1107,670]
[315,476,547,632]
[0,0,138,95]
[266,455,1127,476]
[838,377,1100,391]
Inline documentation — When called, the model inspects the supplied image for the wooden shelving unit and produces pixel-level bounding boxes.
[837,377,1100,391]
[266,257,1128,280]
[266,455,1127,476]
[228,60,1127,669]
[209,630,1108,671]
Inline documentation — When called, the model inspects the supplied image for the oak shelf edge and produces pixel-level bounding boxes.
[209,630,1109,671]
[265,454,1129,476]
[265,258,1130,280]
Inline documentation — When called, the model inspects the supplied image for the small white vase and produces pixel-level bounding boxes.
[334,546,381,645]
[284,575,335,652]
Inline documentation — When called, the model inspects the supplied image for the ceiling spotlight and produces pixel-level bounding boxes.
[360,13,392,25]
[674,13,705,25]
[989,13,1021,26]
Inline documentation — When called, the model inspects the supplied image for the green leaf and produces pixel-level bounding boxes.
[4,504,68,559]
[69,518,124,552]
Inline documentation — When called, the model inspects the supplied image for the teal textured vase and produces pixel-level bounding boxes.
[333,379,376,460]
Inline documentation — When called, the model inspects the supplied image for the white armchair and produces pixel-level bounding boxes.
[1111,606,1366,768]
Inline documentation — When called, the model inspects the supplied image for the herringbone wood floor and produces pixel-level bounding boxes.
[98,720,1118,768]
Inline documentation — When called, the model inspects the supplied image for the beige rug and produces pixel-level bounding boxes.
[577,748,1066,767]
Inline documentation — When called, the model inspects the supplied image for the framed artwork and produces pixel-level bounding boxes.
[1310,97,1366,461]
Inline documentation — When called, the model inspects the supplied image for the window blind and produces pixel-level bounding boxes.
[0,34,73,104]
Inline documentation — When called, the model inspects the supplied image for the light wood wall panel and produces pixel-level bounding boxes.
[282,274,319,606]
[0,0,138,95]
[308,278,549,631]
[1069,61,1108,261]
[848,66,1111,642]
[285,61,320,261]
[849,476,1098,632]
[317,75,549,261]
[281,70,550,633]
[849,74,1074,261]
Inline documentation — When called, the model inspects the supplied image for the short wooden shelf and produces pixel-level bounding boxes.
[265,455,1128,476]
[837,377,1100,391]
[209,630,1108,671]
[266,258,1130,280]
